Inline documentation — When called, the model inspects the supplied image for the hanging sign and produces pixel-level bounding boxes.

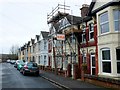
[56,34,65,41]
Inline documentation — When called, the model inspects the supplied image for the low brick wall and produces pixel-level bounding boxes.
[85,78,120,89]
[39,66,120,89]
[58,69,65,77]
[84,74,120,89]
[39,66,65,76]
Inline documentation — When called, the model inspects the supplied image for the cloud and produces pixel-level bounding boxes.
[0,0,58,3]
[0,0,92,54]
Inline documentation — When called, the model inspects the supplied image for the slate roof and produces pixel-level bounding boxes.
[21,46,25,51]
[81,16,92,23]
[31,39,35,44]
[27,41,30,46]
[66,15,82,25]
[36,35,40,41]
[48,11,93,33]
[52,14,92,31]
[41,31,49,39]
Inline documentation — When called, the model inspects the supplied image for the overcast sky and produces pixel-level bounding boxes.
[0,0,92,54]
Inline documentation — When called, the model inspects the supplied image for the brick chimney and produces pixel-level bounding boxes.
[80,4,89,17]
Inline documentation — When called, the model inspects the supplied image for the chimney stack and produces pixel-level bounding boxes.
[80,4,89,17]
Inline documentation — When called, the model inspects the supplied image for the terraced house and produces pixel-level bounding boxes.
[18,0,120,84]
[47,3,97,78]
[89,0,120,77]
[18,31,49,66]
[39,31,49,66]
[79,4,98,76]
[47,0,120,79]
[47,11,82,77]
[47,4,82,77]
[34,35,40,64]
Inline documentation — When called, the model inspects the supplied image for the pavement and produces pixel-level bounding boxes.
[40,70,110,90]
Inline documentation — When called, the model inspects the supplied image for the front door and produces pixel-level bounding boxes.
[91,55,96,75]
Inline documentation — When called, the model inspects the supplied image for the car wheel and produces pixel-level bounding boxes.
[17,66,19,70]
[35,71,39,76]
[20,68,23,73]
[23,70,26,76]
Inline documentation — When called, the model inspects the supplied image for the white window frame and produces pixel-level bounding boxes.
[82,25,86,43]
[44,55,47,66]
[89,23,94,41]
[113,9,120,32]
[101,48,111,73]
[116,48,120,74]
[99,12,109,34]
[44,40,47,50]
[91,55,95,75]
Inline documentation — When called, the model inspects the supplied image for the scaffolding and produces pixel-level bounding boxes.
[47,4,70,24]
[47,3,83,75]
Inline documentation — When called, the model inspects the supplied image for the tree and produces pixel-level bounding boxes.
[9,45,19,60]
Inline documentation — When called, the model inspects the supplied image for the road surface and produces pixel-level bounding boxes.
[1,63,62,89]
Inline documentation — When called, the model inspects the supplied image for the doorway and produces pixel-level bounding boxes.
[91,55,96,75]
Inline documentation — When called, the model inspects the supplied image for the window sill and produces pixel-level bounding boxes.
[98,32,110,37]
[88,39,94,42]
[115,30,120,33]
[81,41,86,44]
[100,32,110,36]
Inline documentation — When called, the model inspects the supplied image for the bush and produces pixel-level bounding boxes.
[81,63,87,71]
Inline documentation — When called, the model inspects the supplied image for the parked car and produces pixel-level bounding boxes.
[10,60,16,64]
[14,60,24,70]
[20,62,39,76]
[16,60,25,70]
[14,60,20,68]
[7,59,11,63]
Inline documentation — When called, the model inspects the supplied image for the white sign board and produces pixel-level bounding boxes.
[56,34,65,41]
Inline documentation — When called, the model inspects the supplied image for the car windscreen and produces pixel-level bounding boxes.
[27,63,37,67]
[19,60,24,64]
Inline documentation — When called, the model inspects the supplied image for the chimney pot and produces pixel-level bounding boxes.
[80,4,89,17]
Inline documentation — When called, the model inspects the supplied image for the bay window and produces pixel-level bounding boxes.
[116,48,120,74]
[100,12,109,34]
[44,55,47,65]
[44,41,47,50]
[101,48,111,73]
[113,9,120,31]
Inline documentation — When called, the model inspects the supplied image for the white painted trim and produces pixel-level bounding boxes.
[100,48,111,74]
[89,23,94,41]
